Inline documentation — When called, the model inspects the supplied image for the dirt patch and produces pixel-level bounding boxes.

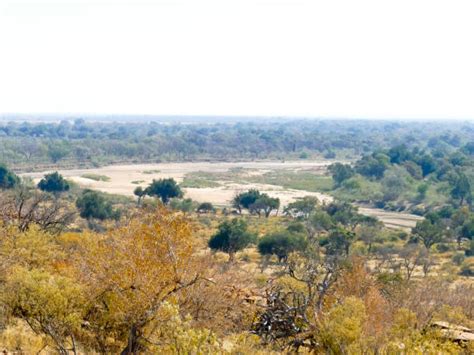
[357,206,423,231]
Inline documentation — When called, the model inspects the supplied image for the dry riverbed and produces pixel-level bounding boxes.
[22,160,422,230]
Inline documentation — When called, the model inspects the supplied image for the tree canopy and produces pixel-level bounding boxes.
[258,231,307,261]
[145,178,183,204]
[37,172,70,193]
[76,190,120,221]
[208,219,256,261]
[0,164,19,189]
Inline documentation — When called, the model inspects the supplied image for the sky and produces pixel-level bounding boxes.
[0,0,473,119]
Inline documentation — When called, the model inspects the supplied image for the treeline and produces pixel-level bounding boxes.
[1,119,472,169]
[328,141,474,214]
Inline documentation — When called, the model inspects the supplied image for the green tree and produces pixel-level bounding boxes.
[170,198,195,213]
[412,219,444,250]
[284,196,319,219]
[145,178,183,204]
[450,172,471,206]
[323,227,355,257]
[232,189,261,213]
[133,186,146,205]
[47,143,70,163]
[357,225,382,253]
[197,202,215,213]
[328,163,354,187]
[76,190,119,221]
[307,209,334,238]
[208,219,256,262]
[381,170,407,202]
[417,154,437,177]
[416,183,429,201]
[258,231,307,262]
[37,172,70,193]
[249,194,280,217]
[355,153,388,179]
[0,164,20,189]
[387,145,411,164]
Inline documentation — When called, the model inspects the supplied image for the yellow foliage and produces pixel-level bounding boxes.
[316,297,368,354]
[146,301,221,354]
[0,225,62,271]
[73,207,203,351]
[0,320,48,353]
[1,266,86,352]
[387,308,465,354]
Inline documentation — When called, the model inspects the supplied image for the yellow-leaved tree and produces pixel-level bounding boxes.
[75,207,205,353]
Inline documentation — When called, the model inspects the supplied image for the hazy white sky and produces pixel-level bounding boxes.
[0,0,473,119]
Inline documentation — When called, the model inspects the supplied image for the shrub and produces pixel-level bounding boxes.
[258,231,307,262]
[208,219,256,262]
[451,253,465,266]
[76,190,120,221]
[0,164,19,189]
[459,259,474,276]
[38,172,70,193]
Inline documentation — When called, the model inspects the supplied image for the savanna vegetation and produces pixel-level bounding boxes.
[0,118,472,171]
[0,118,473,353]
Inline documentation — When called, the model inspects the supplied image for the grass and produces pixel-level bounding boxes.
[246,170,334,192]
[180,169,334,193]
[81,173,111,182]
[181,176,221,188]
[142,169,161,174]
[332,176,382,202]
[131,180,145,184]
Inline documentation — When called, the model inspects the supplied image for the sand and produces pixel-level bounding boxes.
[22,160,422,229]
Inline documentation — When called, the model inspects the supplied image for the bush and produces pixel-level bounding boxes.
[286,222,305,234]
[76,190,120,221]
[0,164,19,189]
[170,198,195,213]
[145,178,183,204]
[466,239,474,257]
[197,202,215,213]
[451,253,465,266]
[38,172,70,193]
[208,219,256,262]
[299,152,309,159]
[459,259,474,277]
[435,243,452,253]
[258,231,307,262]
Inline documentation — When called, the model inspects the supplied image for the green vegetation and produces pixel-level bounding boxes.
[0,119,473,354]
[80,173,111,182]
[258,230,307,261]
[197,202,215,213]
[208,218,256,262]
[181,175,221,188]
[142,169,161,174]
[0,164,19,189]
[37,172,70,193]
[76,189,120,221]
[328,142,473,214]
[0,119,471,170]
[144,178,183,204]
[232,189,280,217]
[247,170,334,192]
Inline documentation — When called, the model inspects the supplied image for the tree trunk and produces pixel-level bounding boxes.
[121,325,141,355]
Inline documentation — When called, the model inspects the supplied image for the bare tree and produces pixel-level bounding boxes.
[0,187,75,234]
